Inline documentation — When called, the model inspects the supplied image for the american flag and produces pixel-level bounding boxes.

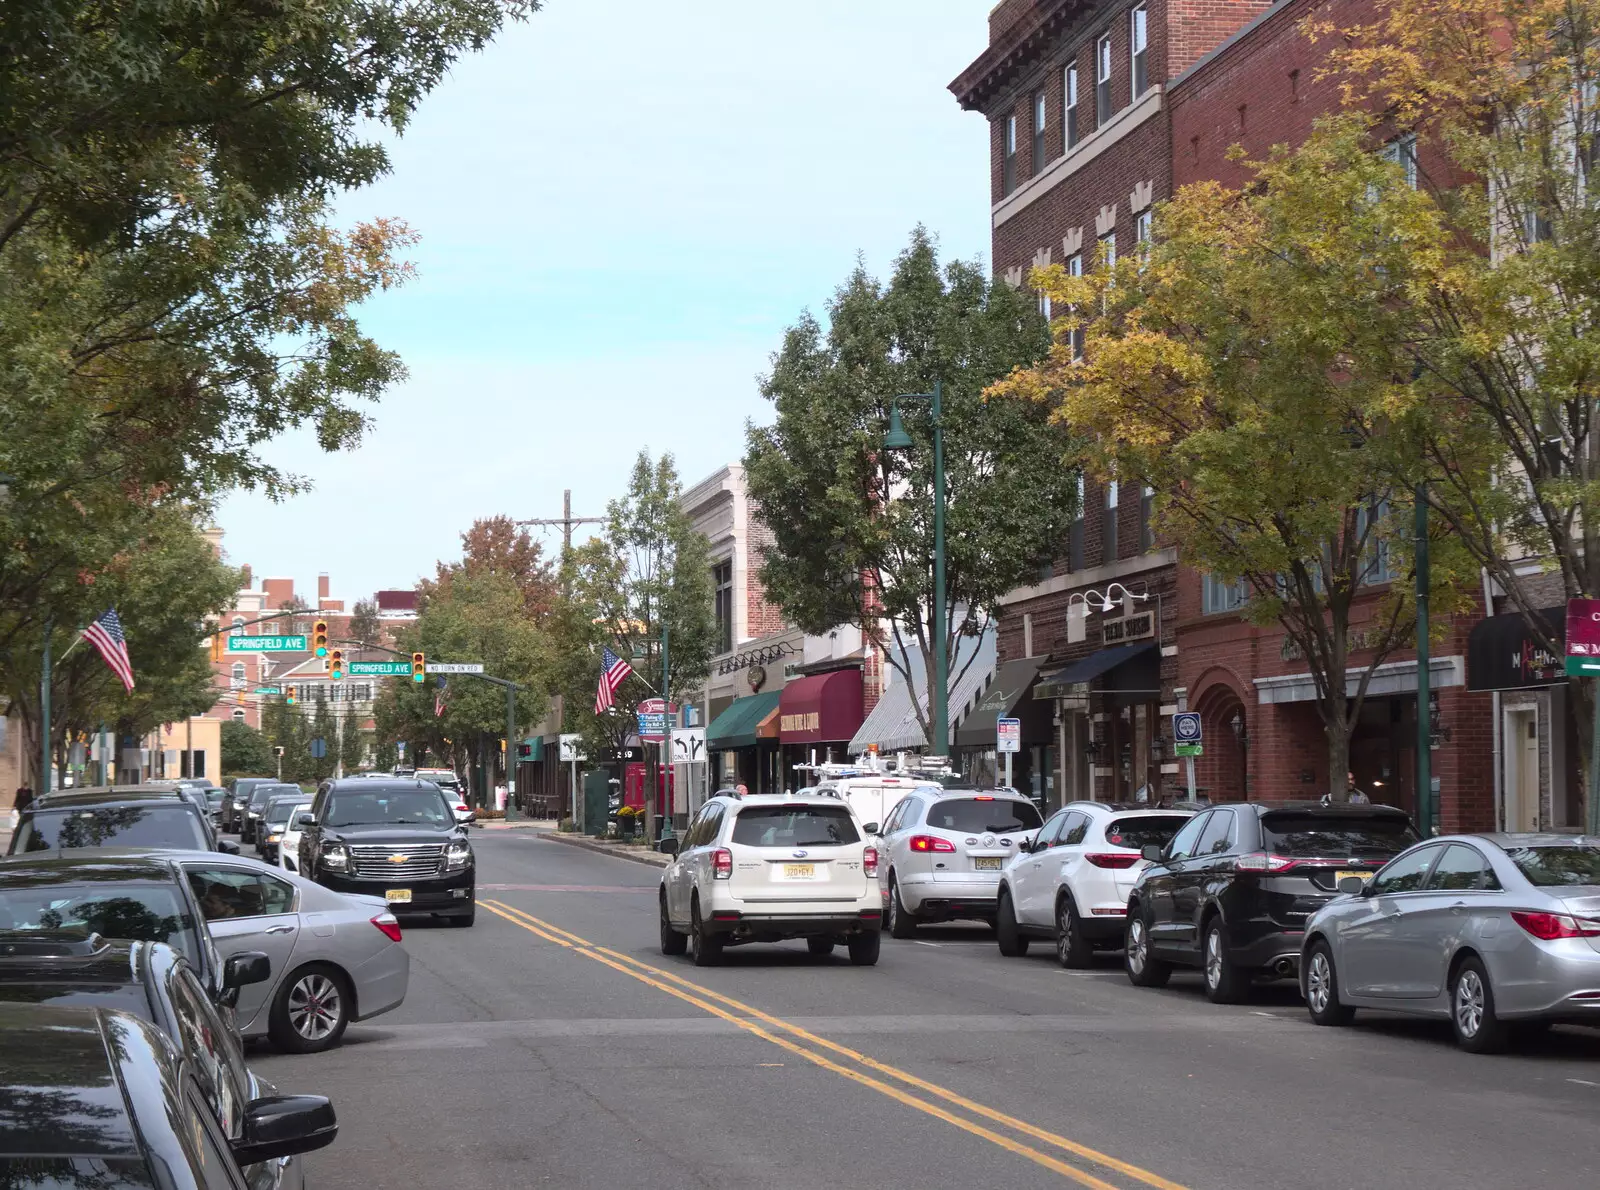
[434,677,447,719]
[594,646,633,714]
[83,609,135,692]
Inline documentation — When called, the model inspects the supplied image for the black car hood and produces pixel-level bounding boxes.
[322,825,461,846]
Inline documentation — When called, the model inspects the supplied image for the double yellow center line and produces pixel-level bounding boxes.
[479,899,1185,1190]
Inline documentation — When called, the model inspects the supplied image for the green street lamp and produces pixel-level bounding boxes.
[883,381,949,759]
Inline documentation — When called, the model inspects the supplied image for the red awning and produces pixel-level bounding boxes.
[778,670,864,744]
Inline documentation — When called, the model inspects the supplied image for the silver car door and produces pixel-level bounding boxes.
[1340,844,1444,997]
[1409,843,1502,999]
[184,863,302,1029]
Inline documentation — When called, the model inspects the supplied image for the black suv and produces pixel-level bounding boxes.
[1125,802,1420,1002]
[0,1000,335,1188]
[8,787,237,855]
[298,778,476,926]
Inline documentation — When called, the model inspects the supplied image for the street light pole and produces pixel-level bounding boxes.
[40,619,52,793]
[1415,484,1432,833]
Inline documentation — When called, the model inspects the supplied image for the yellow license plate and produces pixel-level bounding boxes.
[1334,870,1371,887]
[385,889,413,903]
[973,857,1003,871]
[782,864,815,879]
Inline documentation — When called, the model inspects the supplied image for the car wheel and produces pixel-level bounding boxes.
[847,930,880,966]
[1451,956,1509,1054]
[268,964,351,1054]
[660,894,688,956]
[1202,919,1250,1004]
[689,899,722,968]
[1303,941,1354,1026]
[1125,906,1171,988]
[887,876,917,939]
[807,937,835,957]
[996,890,1029,957]
[1054,894,1093,969]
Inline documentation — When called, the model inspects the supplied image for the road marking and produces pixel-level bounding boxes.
[481,900,1186,1190]
[1568,1078,1598,1088]
[911,940,943,948]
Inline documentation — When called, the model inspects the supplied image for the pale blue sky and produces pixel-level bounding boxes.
[217,1,994,601]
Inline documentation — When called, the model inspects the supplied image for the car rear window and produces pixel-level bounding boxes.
[0,883,197,964]
[1260,812,1419,858]
[731,805,860,847]
[1505,844,1600,886]
[926,798,1043,834]
[1106,815,1191,850]
[15,807,207,853]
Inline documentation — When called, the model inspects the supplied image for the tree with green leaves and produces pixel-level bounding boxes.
[221,721,272,778]
[744,227,1076,747]
[347,600,383,649]
[339,711,369,776]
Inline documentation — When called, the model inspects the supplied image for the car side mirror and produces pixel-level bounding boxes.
[217,840,240,855]
[224,951,271,990]
[295,813,316,829]
[1338,875,1369,896]
[659,837,680,857]
[862,822,880,837]
[1141,844,1164,863]
[229,1095,339,1166]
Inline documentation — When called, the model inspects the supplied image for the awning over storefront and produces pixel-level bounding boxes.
[706,691,782,751]
[1255,655,1464,704]
[850,633,997,754]
[1034,643,1159,701]
[779,669,864,744]
[1467,606,1564,691]
[954,656,1051,747]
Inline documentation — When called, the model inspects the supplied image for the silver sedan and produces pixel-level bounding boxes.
[1301,833,1600,1052]
[170,848,411,1053]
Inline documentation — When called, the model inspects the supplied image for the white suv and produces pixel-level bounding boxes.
[994,803,1194,966]
[659,793,882,967]
[876,789,1044,937]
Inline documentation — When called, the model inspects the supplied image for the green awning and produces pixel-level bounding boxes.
[706,690,782,750]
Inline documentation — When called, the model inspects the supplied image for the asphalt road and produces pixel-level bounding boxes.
[249,832,1600,1190]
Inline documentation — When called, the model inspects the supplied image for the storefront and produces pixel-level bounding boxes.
[778,667,864,786]
[954,656,1052,801]
[705,690,781,794]
[1037,643,1161,803]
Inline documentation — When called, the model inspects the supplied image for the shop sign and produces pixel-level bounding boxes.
[780,711,821,734]
[1566,598,1600,676]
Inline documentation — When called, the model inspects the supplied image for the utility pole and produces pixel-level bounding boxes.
[40,619,52,794]
[517,490,604,555]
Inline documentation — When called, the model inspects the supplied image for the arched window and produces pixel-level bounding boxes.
[231,615,245,632]
[231,662,245,682]
[232,708,247,721]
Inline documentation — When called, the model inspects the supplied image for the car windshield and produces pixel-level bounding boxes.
[731,805,860,847]
[1504,844,1600,886]
[250,785,294,807]
[1107,815,1192,850]
[1260,812,1419,858]
[926,797,1043,834]
[323,789,451,827]
[15,807,207,853]
[0,1158,157,1188]
[0,883,196,963]
[264,800,306,828]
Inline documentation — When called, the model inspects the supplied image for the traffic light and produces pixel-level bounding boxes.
[285,686,298,706]
[312,620,329,657]
[234,689,247,707]
[329,649,345,681]
[210,634,225,663]
[411,652,425,683]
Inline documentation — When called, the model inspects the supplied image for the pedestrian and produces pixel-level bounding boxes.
[12,786,33,815]
[735,783,749,799]
[1345,772,1371,804]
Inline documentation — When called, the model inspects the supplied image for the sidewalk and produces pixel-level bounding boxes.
[527,827,671,869]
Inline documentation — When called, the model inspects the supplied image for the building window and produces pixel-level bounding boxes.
[230,662,245,682]
[1033,89,1048,173]
[1100,232,1116,269]
[1381,133,1419,189]
[1064,65,1080,151]
[1003,114,1018,195]
[1104,480,1119,562]
[294,618,310,635]
[1067,253,1085,359]
[1358,500,1397,585]
[231,615,244,634]
[1130,6,1148,99]
[1038,289,1052,319]
[1203,574,1249,615]
[231,709,246,722]
[1140,484,1155,550]
[1097,33,1113,128]
[192,751,206,778]
[1069,473,1085,570]
[1135,209,1152,264]
[713,560,734,654]
[259,621,277,637]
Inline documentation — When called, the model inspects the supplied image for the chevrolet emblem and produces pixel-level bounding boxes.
[389,854,409,864]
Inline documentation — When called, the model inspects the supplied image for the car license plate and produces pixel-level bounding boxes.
[385,889,413,904]
[782,864,815,880]
[1335,870,1371,887]
[973,857,1002,871]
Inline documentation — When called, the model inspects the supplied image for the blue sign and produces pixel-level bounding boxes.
[1173,712,1201,743]
[309,737,327,759]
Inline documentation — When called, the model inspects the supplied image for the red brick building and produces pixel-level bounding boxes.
[951,0,1271,807]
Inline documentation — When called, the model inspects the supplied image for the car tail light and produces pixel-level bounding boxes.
[712,848,733,880]
[973,795,995,801]
[1235,852,1300,874]
[863,846,879,877]
[1086,852,1140,869]
[909,835,957,853]
[372,914,402,943]
[1512,911,1600,940]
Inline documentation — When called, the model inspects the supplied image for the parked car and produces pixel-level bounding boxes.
[7,787,238,856]
[1302,833,1600,1052]
[277,800,315,874]
[874,788,1044,936]
[298,778,476,926]
[0,1000,336,1188]
[660,792,882,966]
[1124,802,1420,1002]
[223,776,276,833]
[241,782,303,845]
[995,803,1194,965]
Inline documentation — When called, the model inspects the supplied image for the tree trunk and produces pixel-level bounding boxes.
[1325,717,1351,805]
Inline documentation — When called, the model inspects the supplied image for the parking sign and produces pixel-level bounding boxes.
[996,717,1021,754]
[1173,712,1202,758]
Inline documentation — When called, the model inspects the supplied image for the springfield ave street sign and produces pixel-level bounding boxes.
[1566,598,1600,676]
[228,635,306,653]
[348,661,411,676]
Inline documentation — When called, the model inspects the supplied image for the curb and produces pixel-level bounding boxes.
[528,829,671,869]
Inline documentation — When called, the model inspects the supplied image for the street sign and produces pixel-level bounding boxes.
[348,661,411,676]
[309,737,327,759]
[1566,598,1600,675]
[1173,711,1203,757]
[253,686,281,695]
[559,733,587,764]
[426,662,484,674]
[228,635,306,652]
[672,728,706,764]
[996,717,1021,754]
[636,698,678,742]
